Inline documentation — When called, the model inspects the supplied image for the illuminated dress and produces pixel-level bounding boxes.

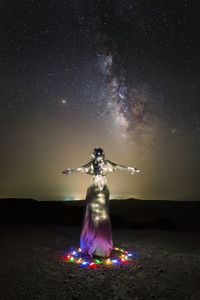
[62,148,140,258]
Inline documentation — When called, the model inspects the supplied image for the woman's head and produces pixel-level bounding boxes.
[92,148,105,160]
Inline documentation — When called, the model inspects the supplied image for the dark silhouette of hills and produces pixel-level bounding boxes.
[0,198,200,232]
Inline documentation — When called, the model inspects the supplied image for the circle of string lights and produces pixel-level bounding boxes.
[61,247,138,268]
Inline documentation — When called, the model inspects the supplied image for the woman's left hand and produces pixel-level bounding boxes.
[129,167,140,174]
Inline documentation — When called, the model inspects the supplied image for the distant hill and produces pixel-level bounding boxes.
[0,198,200,232]
[0,198,37,206]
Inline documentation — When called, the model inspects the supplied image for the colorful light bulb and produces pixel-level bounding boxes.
[81,261,89,266]
[106,258,112,265]
[89,262,97,268]
[111,259,119,264]
[95,259,101,264]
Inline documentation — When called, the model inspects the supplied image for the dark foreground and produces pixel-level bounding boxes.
[0,224,200,300]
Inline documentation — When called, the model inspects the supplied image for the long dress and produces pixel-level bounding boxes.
[80,159,116,257]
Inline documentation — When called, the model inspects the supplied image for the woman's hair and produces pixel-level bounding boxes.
[91,148,105,175]
[92,148,105,159]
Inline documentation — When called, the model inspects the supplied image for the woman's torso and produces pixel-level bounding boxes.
[84,160,115,191]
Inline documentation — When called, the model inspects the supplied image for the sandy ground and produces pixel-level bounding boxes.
[0,224,200,300]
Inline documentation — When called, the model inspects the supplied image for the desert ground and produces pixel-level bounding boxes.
[0,223,200,300]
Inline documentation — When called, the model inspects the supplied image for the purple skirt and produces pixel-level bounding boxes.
[80,183,113,257]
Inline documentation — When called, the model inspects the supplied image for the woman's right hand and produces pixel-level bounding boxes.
[62,169,72,175]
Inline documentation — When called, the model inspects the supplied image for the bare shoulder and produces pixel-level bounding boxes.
[106,160,117,172]
[80,160,93,173]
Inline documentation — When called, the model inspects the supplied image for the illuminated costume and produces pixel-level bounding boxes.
[62,148,140,258]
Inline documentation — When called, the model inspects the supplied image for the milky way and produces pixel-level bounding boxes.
[96,52,158,144]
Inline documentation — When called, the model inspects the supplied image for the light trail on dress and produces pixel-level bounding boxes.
[60,247,139,268]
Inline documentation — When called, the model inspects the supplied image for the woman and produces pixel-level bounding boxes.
[62,147,140,258]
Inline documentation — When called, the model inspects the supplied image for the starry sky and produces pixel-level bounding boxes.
[0,0,200,201]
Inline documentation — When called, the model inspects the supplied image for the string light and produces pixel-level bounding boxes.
[69,257,75,262]
[61,247,137,268]
[89,262,97,268]
[81,261,89,266]
[106,258,112,265]
[95,259,101,264]
[75,258,83,264]
[111,259,119,264]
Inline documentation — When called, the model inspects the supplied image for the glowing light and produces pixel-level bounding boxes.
[111,259,119,264]
[64,197,72,201]
[101,213,107,220]
[98,193,104,198]
[94,175,107,191]
[95,259,101,264]
[97,193,105,203]
[99,198,105,204]
[89,262,97,268]
[81,261,89,266]
[121,258,127,263]
[106,258,112,265]
[61,246,137,268]
[69,257,75,262]
[76,258,83,264]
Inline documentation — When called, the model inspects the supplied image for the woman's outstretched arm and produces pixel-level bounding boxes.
[107,160,140,174]
[117,165,140,174]
[62,162,90,175]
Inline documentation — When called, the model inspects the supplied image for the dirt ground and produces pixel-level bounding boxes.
[0,224,200,300]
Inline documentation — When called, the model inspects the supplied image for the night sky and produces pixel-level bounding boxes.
[1,0,200,201]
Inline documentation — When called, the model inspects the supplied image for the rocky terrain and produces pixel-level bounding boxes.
[0,224,200,300]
